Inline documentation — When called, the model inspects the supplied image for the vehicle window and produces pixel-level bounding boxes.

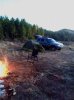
[47,39,56,43]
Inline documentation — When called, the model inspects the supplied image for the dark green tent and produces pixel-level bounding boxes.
[22,40,44,52]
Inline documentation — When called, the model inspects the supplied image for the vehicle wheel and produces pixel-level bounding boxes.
[51,47,56,51]
[58,48,61,50]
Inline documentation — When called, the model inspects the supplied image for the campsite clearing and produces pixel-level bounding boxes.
[0,41,74,100]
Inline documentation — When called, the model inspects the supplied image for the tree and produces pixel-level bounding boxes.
[32,24,37,36]
[2,16,10,39]
[19,19,27,40]
[37,27,44,36]
[14,18,20,39]
[26,24,32,39]
[9,18,16,40]
[0,23,4,39]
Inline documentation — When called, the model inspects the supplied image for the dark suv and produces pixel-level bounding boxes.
[36,35,64,50]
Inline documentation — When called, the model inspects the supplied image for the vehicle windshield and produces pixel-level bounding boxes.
[47,38,57,43]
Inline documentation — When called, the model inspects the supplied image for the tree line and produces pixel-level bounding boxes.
[0,16,74,41]
[0,16,44,40]
[44,29,74,41]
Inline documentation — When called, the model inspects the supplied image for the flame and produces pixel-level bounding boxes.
[0,57,9,78]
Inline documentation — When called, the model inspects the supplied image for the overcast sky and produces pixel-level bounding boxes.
[0,0,74,31]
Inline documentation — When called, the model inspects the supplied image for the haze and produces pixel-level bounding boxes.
[0,0,74,31]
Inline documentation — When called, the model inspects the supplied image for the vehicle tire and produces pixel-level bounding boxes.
[51,47,55,51]
[51,46,56,51]
[58,48,61,50]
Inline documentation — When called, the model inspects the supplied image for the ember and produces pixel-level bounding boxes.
[0,57,9,78]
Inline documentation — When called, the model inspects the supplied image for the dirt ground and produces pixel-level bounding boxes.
[0,41,74,100]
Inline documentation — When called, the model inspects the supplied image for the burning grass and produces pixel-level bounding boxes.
[0,57,9,78]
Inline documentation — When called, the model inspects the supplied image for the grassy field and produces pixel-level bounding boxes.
[0,41,74,100]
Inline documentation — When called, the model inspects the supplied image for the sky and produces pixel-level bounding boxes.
[0,0,74,31]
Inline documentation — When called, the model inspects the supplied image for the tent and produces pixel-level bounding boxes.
[22,40,44,52]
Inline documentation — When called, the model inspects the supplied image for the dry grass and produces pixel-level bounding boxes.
[0,41,74,100]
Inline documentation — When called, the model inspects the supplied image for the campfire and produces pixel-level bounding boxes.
[0,57,9,78]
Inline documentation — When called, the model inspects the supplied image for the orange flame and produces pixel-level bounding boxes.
[0,57,9,78]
